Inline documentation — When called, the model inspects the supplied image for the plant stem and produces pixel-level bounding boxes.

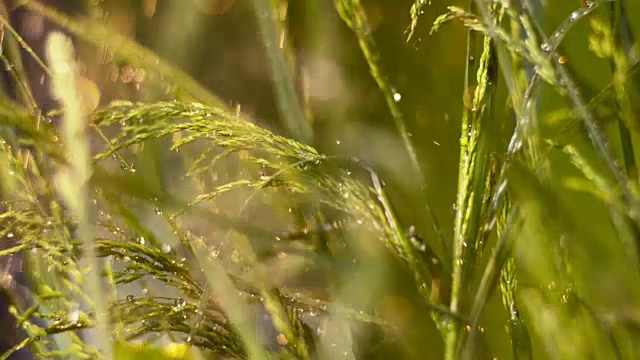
[46,32,111,359]
[446,2,502,357]
[251,0,312,144]
[334,0,445,262]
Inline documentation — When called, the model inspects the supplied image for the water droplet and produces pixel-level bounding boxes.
[570,10,580,21]
[540,42,551,52]
[174,297,187,308]
[137,236,145,245]
[126,294,135,302]
[162,244,172,253]
[392,90,402,102]
[336,139,341,145]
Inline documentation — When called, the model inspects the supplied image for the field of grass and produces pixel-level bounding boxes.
[0,0,639,359]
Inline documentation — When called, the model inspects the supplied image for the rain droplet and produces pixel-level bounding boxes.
[392,90,402,102]
[570,10,580,21]
[540,42,551,52]
[174,297,187,308]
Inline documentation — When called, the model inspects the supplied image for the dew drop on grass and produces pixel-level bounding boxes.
[162,244,172,253]
[126,294,135,302]
[570,10,580,21]
[174,297,186,308]
[137,236,145,245]
[392,89,402,102]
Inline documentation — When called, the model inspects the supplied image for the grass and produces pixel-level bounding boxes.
[0,0,639,359]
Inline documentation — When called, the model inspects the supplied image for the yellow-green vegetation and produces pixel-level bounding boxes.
[0,0,639,359]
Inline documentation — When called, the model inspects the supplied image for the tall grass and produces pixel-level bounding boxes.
[0,0,639,359]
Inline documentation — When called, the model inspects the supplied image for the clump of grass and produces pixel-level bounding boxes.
[0,0,640,359]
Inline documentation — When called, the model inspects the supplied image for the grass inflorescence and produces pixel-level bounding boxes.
[0,0,639,359]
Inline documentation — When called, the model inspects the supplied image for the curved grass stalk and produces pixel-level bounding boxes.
[91,118,276,357]
[406,0,431,42]
[92,100,471,356]
[93,101,436,298]
[91,101,404,358]
[334,0,446,275]
[97,165,270,358]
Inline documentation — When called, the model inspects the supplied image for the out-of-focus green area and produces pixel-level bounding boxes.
[2,0,640,359]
